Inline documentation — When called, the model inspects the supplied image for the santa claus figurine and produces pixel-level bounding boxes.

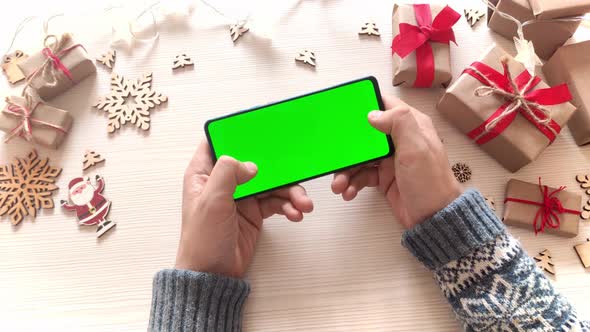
[61,175,116,238]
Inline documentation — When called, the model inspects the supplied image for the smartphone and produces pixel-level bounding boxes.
[205,76,394,200]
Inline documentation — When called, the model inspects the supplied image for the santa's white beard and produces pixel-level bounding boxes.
[71,186,95,206]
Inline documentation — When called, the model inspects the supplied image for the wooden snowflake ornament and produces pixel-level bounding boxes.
[93,72,168,133]
[96,50,116,69]
[0,150,62,225]
[452,162,472,183]
[83,150,105,170]
[2,50,28,84]
[359,22,380,36]
[534,249,555,275]
[295,50,316,67]
[230,22,249,42]
[464,9,485,27]
[172,54,194,70]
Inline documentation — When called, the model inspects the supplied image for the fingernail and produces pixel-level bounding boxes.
[244,162,258,172]
[368,111,382,120]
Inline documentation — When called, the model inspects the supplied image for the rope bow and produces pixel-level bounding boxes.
[505,178,580,235]
[2,95,67,143]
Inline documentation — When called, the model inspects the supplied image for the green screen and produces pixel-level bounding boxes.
[206,77,393,199]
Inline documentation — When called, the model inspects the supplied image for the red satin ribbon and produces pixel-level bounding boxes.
[464,61,572,145]
[505,178,580,235]
[391,4,460,88]
[3,102,67,143]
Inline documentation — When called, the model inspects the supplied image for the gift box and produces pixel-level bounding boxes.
[0,95,73,148]
[391,3,460,88]
[17,33,96,100]
[437,45,575,172]
[503,178,581,237]
[543,41,590,146]
[487,0,588,59]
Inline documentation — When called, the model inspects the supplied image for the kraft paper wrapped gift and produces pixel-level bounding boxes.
[0,96,73,148]
[437,45,576,172]
[391,3,460,88]
[17,33,96,100]
[503,179,581,237]
[543,41,590,146]
[487,0,589,59]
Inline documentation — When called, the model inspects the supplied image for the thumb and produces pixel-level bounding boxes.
[204,156,257,198]
[368,106,420,144]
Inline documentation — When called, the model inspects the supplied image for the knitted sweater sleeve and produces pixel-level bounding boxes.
[402,189,589,332]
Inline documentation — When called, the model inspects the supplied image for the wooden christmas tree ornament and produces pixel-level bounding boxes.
[230,22,249,42]
[358,22,380,36]
[0,150,62,225]
[2,50,28,84]
[96,50,116,69]
[83,150,105,170]
[452,162,472,183]
[574,239,590,268]
[534,249,556,275]
[464,9,485,27]
[172,54,194,70]
[61,175,116,238]
[295,50,316,67]
[93,72,168,133]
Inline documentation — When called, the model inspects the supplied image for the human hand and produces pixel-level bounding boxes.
[175,140,314,278]
[331,95,462,229]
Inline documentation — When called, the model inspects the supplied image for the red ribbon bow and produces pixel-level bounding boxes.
[391,4,460,88]
[505,178,580,235]
[41,47,75,81]
[3,98,67,143]
[464,61,572,145]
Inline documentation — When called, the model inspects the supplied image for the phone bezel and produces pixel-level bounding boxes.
[204,76,395,200]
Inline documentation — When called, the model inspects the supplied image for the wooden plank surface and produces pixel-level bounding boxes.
[0,0,589,330]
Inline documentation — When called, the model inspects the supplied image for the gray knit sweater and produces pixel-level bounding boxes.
[149,190,590,331]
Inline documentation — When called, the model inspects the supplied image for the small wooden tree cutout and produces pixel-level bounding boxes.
[172,54,194,70]
[464,9,485,27]
[295,50,316,67]
[359,22,381,36]
[2,50,28,84]
[534,249,556,275]
[96,50,116,69]
[230,22,249,42]
[452,162,472,183]
[83,150,106,170]
[0,150,62,225]
[574,239,590,268]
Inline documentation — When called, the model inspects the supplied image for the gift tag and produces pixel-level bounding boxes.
[574,239,590,268]
[83,150,105,170]
[534,249,555,276]
[359,22,380,36]
[172,54,194,70]
[2,50,28,84]
[295,50,316,67]
[0,150,62,225]
[61,175,116,238]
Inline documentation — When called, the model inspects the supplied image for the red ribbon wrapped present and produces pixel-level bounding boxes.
[391,4,460,88]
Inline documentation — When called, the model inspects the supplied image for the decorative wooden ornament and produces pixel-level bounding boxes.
[61,175,116,238]
[93,72,168,133]
[575,175,590,194]
[295,49,316,67]
[358,22,380,36]
[172,54,194,70]
[534,249,556,275]
[2,50,28,84]
[230,22,249,42]
[464,9,485,27]
[581,199,590,220]
[484,196,496,211]
[452,162,472,183]
[0,150,62,225]
[96,50,116,69]
[83,150,105,170]
[574,239,590,268]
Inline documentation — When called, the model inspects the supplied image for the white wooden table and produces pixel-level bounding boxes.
[1,0,589,330]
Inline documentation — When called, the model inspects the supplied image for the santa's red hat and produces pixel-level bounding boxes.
[68,177,86,192]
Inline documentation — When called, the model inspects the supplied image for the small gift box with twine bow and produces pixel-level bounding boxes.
[503,178,581,237]
[437,45,576,172]
[0,95,72,148]
[391,3,461,88]
[17,33,95,100]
